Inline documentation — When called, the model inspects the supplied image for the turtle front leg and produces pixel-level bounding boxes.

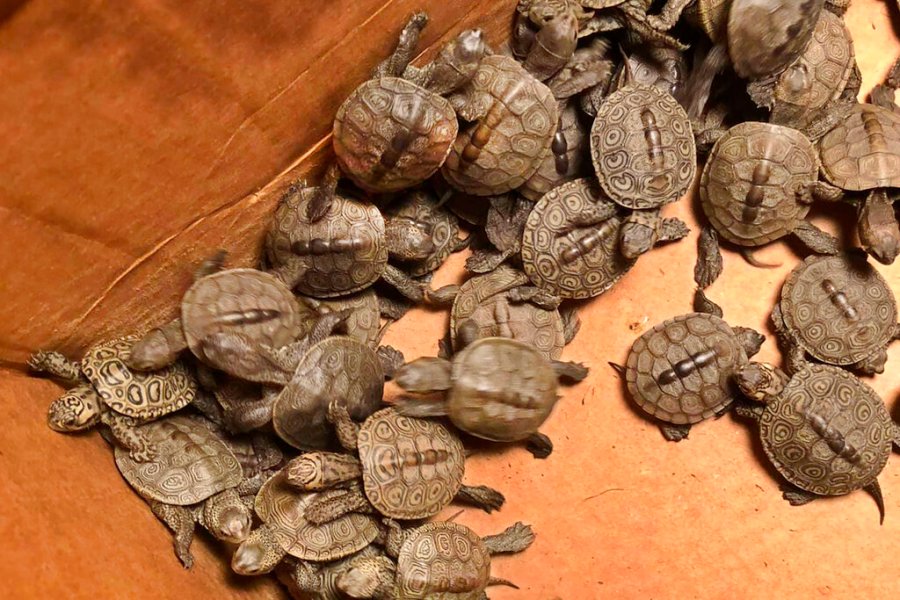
[381,264,426,304]
[525,432,553,459]
[424,284,459,307]
[373,12,428,78]
[455,484,505,513]
[102,412,155,462]
[149,500,196,569]
[551,360,589,382]
[507,285,561,309]
[304,485,374,525]
[327,400,361,451]
[198,331,293,385]
[561,306,581,345]
[482,522,535,555]
[376,345,405,380]
[780,483,817,507]
[466,247,513,274]
[733,402,765,421]
[660,423,691,442]
[644,0,695,31]
[694,226,723,289]
[27,350,82,382]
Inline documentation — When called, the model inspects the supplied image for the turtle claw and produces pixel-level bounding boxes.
[327,400,350,425]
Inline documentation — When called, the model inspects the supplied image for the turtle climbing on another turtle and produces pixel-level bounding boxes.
[284,406,505,524]
[512,0,580,81]
[624,290,765,441]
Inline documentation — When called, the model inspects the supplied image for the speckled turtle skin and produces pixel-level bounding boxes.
[760,364,892,496]
[296,290,381,348]
[383,190,462,276]
[450,265,565,359]
[521,178,631,299]
[626,313,749,425]
[449,337,559,442]
[818,103,900,191]
[183,269,303,361]
[334,78,458,193]
[83,337,196,420]
[357,408,465,519]
[396,522,491,599]
[115,415,242,505]
[266,187,388,297]
[273,337,384,450]
[780,252,897,367]
[590,84,695,209]
[442,55,559,196]
[700,122,818,246]
[255,472,379,561]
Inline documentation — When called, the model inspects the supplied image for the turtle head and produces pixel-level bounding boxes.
[735,362,787,404]
[337,557,395,599]
[232,526,284,575]
[385,216,435,262]
[47,384,102,432]
[394,357,452,393]
[425,29,486,94]
[128,328,177,371]
[203,490,252,543]
[855,348,888,376]
[619,219,658,260]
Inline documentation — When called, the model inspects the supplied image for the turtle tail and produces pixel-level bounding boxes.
[740,248,781,269]
[865,480,886,525]
[487,577,519,589]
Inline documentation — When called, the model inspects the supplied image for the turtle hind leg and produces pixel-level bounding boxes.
[660,423,690,442]
[740,248,781,269]
[304,487,373,525]
[150,501,196,569]
[102,412,155,462]
[27,350,81,381]
[552,360,589,382]
[694,226,723,289]
[456,484,505,513]
[693,288,723,317]
[482,522,535,555]
[780,483,817,506]
[792,221,840,255]
[865,480,886,525]
[525,432,553,459]
[376,345,405,379]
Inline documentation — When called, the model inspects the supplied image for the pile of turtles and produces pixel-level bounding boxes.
[27,1,900,596]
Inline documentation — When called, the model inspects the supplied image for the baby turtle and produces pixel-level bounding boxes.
[735,359,900,523]
[29,336,197,462]
[774,251,900,375]
[442,54,559,196]
[114,415,254,568]
[395,324,588,458]
[590,82,695,209]
[333,14,486,193]
[284,406,505,523]
[512,0,580,81]
[336,520,535,599]
[232,471,380,575]
[277,547,386,600]
[625,293,765,441]
[297,289,382,348]
[521,178,687,299]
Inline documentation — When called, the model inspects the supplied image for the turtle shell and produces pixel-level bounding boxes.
[590,85,695,209]
[357,408,465,519]
[521,178,632,299]
[296,289,381,348]
[694,0,731,42]
[700,122,818,246]
[266,189,388,297]
[182,269,303,362]
[727,0,824,79]
[450,264,564,359]
[82,337,196,420]
[520,101,589,201]
[818,103,900,191]
[760,364,892,495]
[396,522,491,599]
[625,313,748,425]
[449,337,558,442]
[115,415,241,505]
[771,11,854,128]
[442,55,559,196]
[383,190,461,276]
[255,472,378,561]
[780,252,897,366]
[273,337,384,450]
[334,77,458,193]
[622,47,686,97]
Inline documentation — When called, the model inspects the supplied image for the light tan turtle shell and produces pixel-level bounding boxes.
[115,415,241,505]
[82,337,196,420]
[273,337,384,450]
[396,522,491,600]
[780,252,897,365]
[625,313,747,425]
[520,101,588,201]
[334,77,458,193]
[818,103,900,191]
[700,122,818,246]
[357,408,465,520]
[255,472,379,561]
[760,364,891,495]
[449,337,558,442]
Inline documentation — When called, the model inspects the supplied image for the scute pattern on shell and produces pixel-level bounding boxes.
[520,101,588,201]
[700,122,817,246]
[781,253,897,365]
[818,103,900,191]
[256,472,378,561]
[273,337,384,450]
[521,178,632,299]
[334,77,459,193]
[591,85,695,209]
[397,522,490,600]
[357,408,465,519]
[182,269,302,357]
[625,313,747,424]
[760,365,891,495]
[696,0,731,42]
[266,190,388,297]
[115,416,241,505]
[442,55,559,196]
[82,337,196,419]
[449,338,558,442]
[384,191,461,276]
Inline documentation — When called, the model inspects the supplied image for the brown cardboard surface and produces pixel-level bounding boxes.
[1,1,900,599]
